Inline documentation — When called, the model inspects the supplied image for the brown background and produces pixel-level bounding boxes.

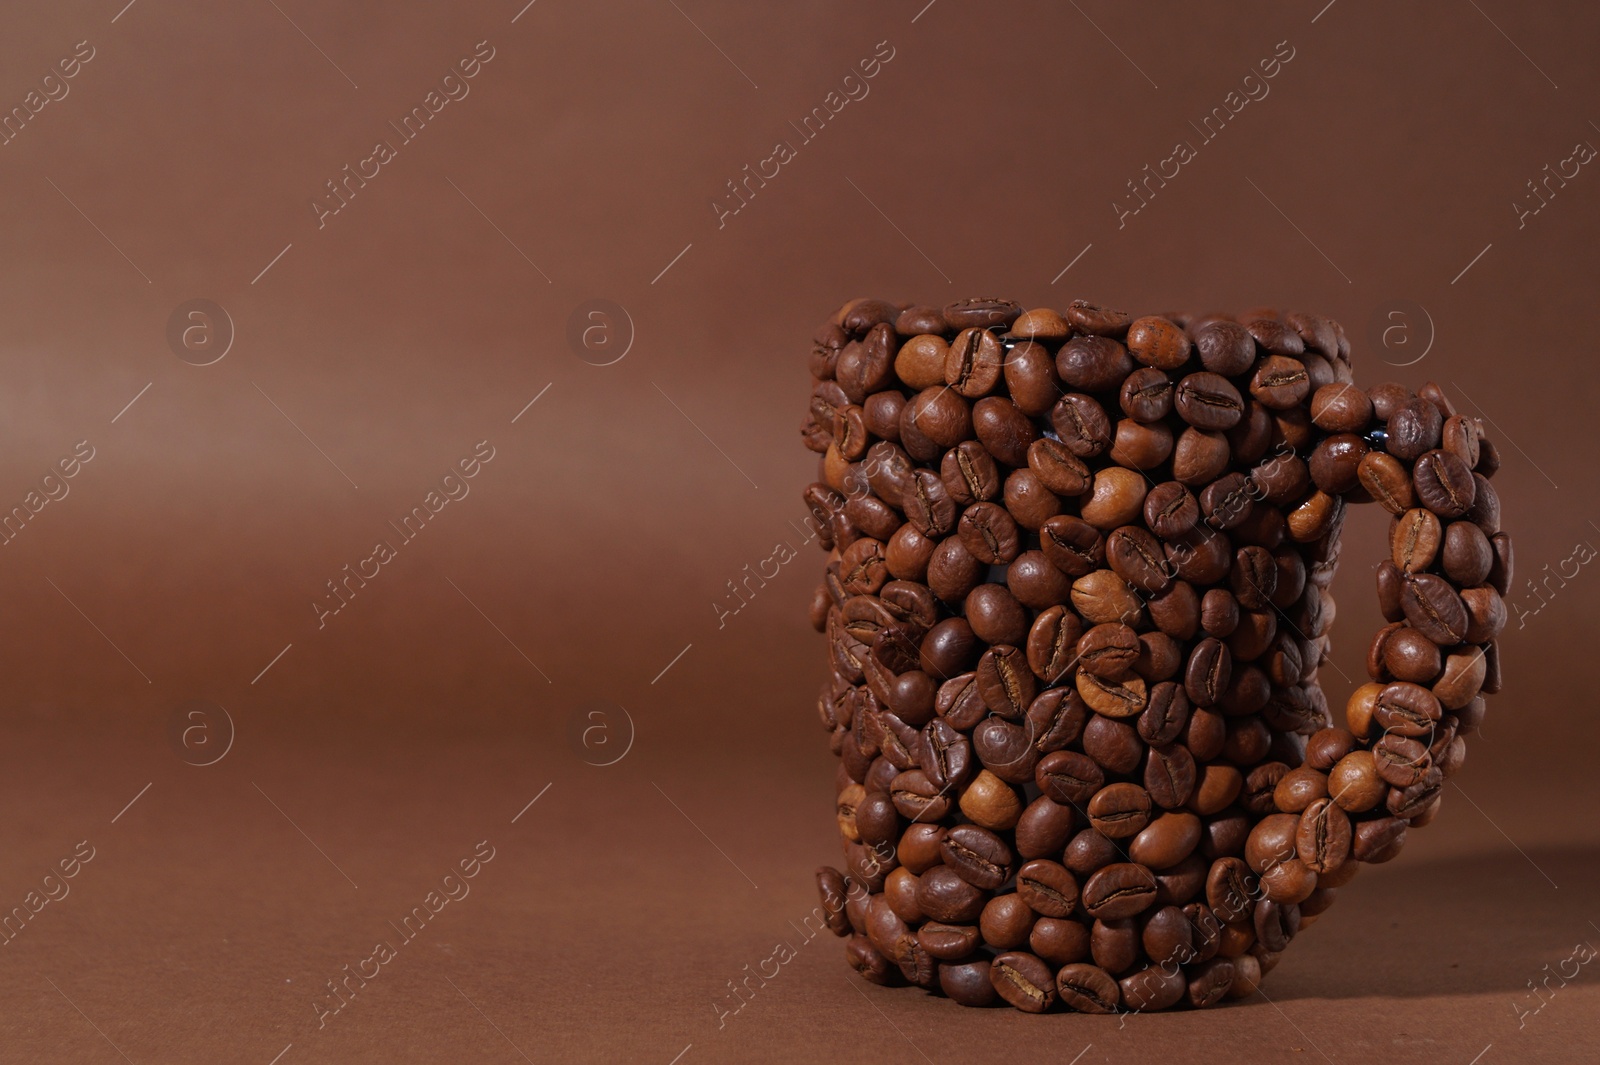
[1,0,1597,1061]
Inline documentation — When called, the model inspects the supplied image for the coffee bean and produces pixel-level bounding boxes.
[1206,857,1254,923]
[1174,428,1233,486]
[944,297,1022,331]
[919,718,976,790]
[1083,714,1146,774]
[919,921,981,962]
[1007,551,1074,610]
[1083,863,1159,919]
[1295,797,1352,874]
[1121,366,1176,421]
[1107,525,1172,593]
[837,323,897,402]
[1028,437,1093,496]
[980,894,1035,950]
[1145,481,1200,539]
[1386,398,1442,461]
[1003,468,1063,530]
[1071,568,1144,625]
[1253,898,1300,952]
[1186,319,1253,375]
[1309,433,1367,494]
[1077,670,1149,718]
[1175,372,1245,430]
[1382,627,1442,684]
[1110,417,1173,470]
[941,824,1016,890]
[1413,449,1476,518]
[1050,393,1113,457]
[1036,749,1104,806]
[927,537,985,603]
[973,396,1038,467]
[1078,622,1141,679]
[1056,962,1122,1013]
[975,645,1038,719]
[891,769,954,821]
[940,439,1000,504]
[903,469,957,538]
[1250,356,1310,409]
[1015,795,1078,860]
[1144,743,1198,809]
[1058,336,1134,391]
[1004,339,1063,416]
[1184,638,1232,707]
[1310,382,1373,432]
[1400,573,1469,644]
[1087,783,1154,838]
[973,717,1038,784]
[1138,682,1192,745]
[1066,299,1133,336]
[1130,811,1202,869]
[1373,681,1442,738]
[989,951,1057,1012]
[958,502,1021,565]
[1391,508,1442,573]
[1080,467,1148,530]
[1040,515,1106,575]
[1031,917,1090,965]
[1358,451,1415,514]
[1127,316,1193,369]
[846,934,895,985]
[1351,816,1407,863]
[1442,521,1493,586]
[1017,859,1081,918]
[895,333,948,390]
[1373,734,1432,787]
[959,769,1024,831]
[1120,964,1189,1011]
[1026,606,1083,684]
[945,327,1004,397]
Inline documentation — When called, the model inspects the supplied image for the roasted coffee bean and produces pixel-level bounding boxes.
[1087,783,1154,838]
[1174,427,1233,487]
[1358,451,1415,514]
[1206,857,1254,923]
[962,585,1025,648]
[1373,681,1442,738]
[1139,682,1192,745]
[1191,765,1244,817]
[896,824,948,874]
[941,440,1001,505]
[1191,319,1256,375]
[1374,734,1432,787]
[1249,356,1310,409]
[1082,714,1146,774]
[1016,859,1081,918]
[1382,627,1441,684]
[1072,568,1145,625]
[903,469,957,538]
[1386,769,1442,820]
[884,525,936,581]
[1489,531,1514,595]
[1057,335,1134,391]
[1145,743,1198,809]
[1025,689,1090,757]
[1077,670,1149,718]
[1077,622,1141,679]
[1083,863,1160,920]
[1309,433,1367,494]
[1414,449,1476,518]
[895,333,948,389]
[918,922,981,962]
[1175,372,1245,430]
[975,645,1037,719]
[1026,606,1082,684]
[919,718,976,790]
[1036,750,1104,806]
[974,717,1038,784]
[1127,316,1192,369]
[1442,521,1493,586]
[1141,904,1195,968]
[1130,811,1202,869]
[917,865,987,924]
[846,935,896,985]
[906,386,972,450]
[1050,393,1113,457]
[1253,899,1300,952]
[1107,525,1173,593]
[1391,508,1442,573]
[1442,413,1481,468]
[1031,917,1090,965]
[1169,529,1234,585]
[981,894,1035,950]
[1055,961,1123,1014]
[1147,584,1201,643]
[1244,315,1305,356]
[1185,638,1233,707]
[817,867,853,936]
[940,824,1015,890]
[989,951,1057,1013]
[959,769,1024,831]
[920,618,977,680]
[1145,481,1200,539]
[1434,648,1487,709]
[1469,474,1503,535]
[1386,398,1443,461]
[1120,964,1189,1011]
[1310,382,1373,432]
[1080,467,1148,530]
[1065,828,1120,877]
[837,323,897,402]
[1005,339,1064,416]
[1110,417,1173,470]
[974,396,1038,467]
[1295,797,1352,874]
[1007,551,1073,610]
[1400,574,1469,645]
[1040,515,1105,575]
[1066,299,1133,336]
[1028,437,1093,496]
[1121,366,1176,421]
[1352,816,1408,863]
[1003,468,1064,530]
[944,296,1022,331]
[1015,795,1078,860]
[895,305,947,336]
[958,502,1021,566]
[927,537,985,603]
[945,327,1004,397]
[891,769,954,821]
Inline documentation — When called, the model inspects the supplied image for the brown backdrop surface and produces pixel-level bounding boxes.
[1,1,1597,1062]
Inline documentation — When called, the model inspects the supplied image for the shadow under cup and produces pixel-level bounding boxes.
[798,297,1511,1014]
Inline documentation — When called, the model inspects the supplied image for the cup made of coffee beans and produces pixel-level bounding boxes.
[802,297,1508,1013]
